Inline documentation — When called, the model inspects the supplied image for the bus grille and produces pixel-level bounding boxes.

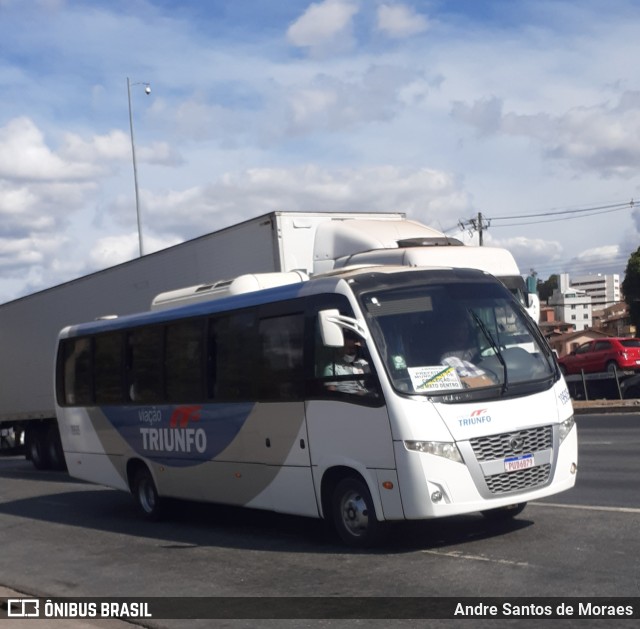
[485,464,551,494]
[469,426,552,462]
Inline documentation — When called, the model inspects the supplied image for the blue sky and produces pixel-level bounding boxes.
[2,0,640,302]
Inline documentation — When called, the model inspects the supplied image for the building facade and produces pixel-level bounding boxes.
[570,273,620,308]
[548,273,592,331]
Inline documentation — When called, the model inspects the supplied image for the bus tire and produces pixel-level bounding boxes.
[331,476,388,548]
[481,502,527,521]
[132,467,164,521]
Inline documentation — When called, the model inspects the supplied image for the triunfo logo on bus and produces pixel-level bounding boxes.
[139,405,207,454]
[457,408,492,427]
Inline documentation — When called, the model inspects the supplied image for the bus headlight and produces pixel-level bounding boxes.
[404,440,463,463]
[559,415,575,444]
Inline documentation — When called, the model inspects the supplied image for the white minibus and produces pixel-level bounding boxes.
[55,267,577,546]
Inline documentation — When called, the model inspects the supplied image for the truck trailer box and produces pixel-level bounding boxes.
[0,211,401,467]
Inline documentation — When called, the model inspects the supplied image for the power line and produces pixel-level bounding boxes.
[489,200,636,221]
[456,198,637,241]
[489,204,634,228]
[458,212,490,245]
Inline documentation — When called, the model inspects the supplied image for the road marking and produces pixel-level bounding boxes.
[420,549,529,566]
[531,502,640,514]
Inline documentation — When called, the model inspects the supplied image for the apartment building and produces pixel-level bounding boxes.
[570,273,620,308]
[548,273,592,331]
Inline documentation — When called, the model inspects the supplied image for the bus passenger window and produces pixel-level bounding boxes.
[210,311,258,401]
[62,337,93,405]
[127,327,163,403]
[94,333,124,404]
[257,314,304,401]
[165,319,205,402]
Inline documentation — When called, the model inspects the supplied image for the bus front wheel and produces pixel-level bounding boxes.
[331,476,388,548]
[132,467,164,521]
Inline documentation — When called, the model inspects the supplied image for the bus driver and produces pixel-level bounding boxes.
[439,310,497,388]
[324,331,370,395]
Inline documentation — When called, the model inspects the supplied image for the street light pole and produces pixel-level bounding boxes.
[127,77,150,257]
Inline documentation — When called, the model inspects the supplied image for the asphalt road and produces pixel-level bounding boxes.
[0,412,638,628]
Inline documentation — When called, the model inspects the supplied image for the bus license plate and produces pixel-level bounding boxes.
[504,453,534,472]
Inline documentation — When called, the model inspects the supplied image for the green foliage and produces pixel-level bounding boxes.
[537,274,559,302]
[622,247,640,331]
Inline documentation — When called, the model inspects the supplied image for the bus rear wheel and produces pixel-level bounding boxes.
[331,476,388,548]
[132,467,164,521]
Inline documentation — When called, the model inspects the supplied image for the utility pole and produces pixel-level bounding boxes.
[459,212,490,246]
[127,77,152,257]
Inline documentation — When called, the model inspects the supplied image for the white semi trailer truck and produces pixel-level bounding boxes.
[0,211,536,469]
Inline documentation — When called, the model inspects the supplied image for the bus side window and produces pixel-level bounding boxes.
[127,327,164,403]
[94,332,125,404]
[210,311,259,401]
[313,317,380,402]
[257,313,304,401]
[62,337,93,405]
[165,319,205,402]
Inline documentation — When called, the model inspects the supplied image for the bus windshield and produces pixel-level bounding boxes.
[359,278,556,400]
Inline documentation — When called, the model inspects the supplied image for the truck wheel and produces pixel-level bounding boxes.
[26,428,51,470]
[46,425,67,471]
[331,476,388,548]
[132,467,164,521]
[481,502,527,521]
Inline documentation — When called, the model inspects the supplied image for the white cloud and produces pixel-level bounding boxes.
[0,158,468,298]
[0,236,45,271]
[493,236,563,261]
[286,0,359,54]
[451,92,640,178]
[0,177,98,237]
[450,97,504,136]
[0,118,113,241]
[60,129,179,167]
[59,129,130,163]
[376,3,429,38]
[133,165,469,241]
[572,245,622,266]
[284,65,414,133]
[0,117,101,181]
[89,233,180,268]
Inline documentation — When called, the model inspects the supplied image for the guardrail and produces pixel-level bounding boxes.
[564,369,637,401]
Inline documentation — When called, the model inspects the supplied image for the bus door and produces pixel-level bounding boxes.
[304,300,395,510]
[236,306,316,517]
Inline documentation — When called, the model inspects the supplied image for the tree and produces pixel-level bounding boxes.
[537,274,559,302]
[622,247,640,332]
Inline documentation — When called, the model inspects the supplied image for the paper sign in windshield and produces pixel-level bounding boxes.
[408,366,462,392]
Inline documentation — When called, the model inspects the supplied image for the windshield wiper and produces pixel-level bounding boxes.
[467,309,509,394]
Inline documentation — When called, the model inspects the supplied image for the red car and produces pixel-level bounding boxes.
[558,337,640,375]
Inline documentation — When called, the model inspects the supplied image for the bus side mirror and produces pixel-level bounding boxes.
[318,309,344,347]
[527,293,540,322]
